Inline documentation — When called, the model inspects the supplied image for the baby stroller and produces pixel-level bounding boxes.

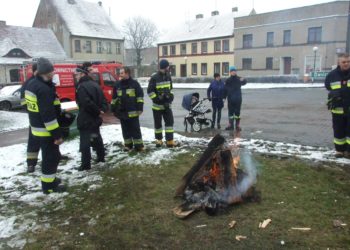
[182,92,213,132]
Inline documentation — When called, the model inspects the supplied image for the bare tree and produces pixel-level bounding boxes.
[123,16,159,73]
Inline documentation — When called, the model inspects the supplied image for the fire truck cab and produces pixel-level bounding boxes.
[21,62,122,103]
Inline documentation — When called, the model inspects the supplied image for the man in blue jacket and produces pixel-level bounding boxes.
[224,66,247,131]
[207,73,225,129]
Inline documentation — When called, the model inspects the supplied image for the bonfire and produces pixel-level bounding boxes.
[174,134,260,218]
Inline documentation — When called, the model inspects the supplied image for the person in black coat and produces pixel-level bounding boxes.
[325,53,350,158]
[207,73,225,129]
[75,65,108,171]
[111,67,144,151]
[224,66,247,131]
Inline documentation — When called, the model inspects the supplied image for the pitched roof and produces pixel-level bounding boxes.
[158,12,234,44]
[0,25,67,60]
[50,0,123,40]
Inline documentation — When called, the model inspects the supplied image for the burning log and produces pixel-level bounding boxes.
[174,134,260,218]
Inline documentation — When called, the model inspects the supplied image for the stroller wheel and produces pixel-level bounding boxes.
[193,121,201,132]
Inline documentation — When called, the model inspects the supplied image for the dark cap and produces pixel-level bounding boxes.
[37,57,54,75]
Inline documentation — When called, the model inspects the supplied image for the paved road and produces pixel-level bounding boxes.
[0,87,333,148]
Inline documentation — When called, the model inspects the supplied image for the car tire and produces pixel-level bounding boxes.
[0,101,12,111]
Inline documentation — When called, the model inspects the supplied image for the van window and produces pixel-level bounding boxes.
[102,72,116,87]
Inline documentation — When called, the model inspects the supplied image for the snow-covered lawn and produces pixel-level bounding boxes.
[0,111,28,133]
[0,124,348,248]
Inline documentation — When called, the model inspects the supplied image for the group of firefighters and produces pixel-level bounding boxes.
[19,52,350,194]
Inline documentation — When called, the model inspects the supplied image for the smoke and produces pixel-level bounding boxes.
[237,150,258,194]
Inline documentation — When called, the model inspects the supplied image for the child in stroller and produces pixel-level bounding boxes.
[182,92,213,132]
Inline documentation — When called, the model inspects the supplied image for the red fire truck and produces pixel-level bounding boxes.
[20,62,122,102]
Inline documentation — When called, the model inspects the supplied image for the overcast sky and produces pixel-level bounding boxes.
[0,0,339,32]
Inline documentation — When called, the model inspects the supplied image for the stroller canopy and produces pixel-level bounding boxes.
[182,92,199,111]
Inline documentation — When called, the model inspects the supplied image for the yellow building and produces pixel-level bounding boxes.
[158,11,235,78]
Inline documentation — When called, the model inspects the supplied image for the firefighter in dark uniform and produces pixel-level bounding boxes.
[325,53,350,158]
[75,65,108,171]
[25,58,66,194]
[147,59,178,147]
[111,67,144,151]
[20,63,40,173]
[224,66,247,131]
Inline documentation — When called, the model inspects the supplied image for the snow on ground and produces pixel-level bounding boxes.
[0,111,28,133]
[0,125,205,249]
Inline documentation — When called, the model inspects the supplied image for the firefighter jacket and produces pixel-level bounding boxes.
[325,66,350,114]
[111,77,144,120]
[25,76,62,139]
[147,71,174,111]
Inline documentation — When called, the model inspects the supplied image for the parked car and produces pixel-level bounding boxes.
[0,85,22,110]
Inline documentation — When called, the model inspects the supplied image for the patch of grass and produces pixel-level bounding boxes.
[25,154,350,249]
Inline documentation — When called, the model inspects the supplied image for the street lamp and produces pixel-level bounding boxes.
[312,46,318,83]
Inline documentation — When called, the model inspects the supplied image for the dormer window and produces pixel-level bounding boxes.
[4,48,30,58]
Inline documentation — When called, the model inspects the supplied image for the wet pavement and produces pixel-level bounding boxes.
[0,87,333,148]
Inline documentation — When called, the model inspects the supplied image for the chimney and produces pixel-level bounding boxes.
[98,1,102,6]
[0,21,6,27]
[211,10,219,16]
[67,0,76,4]
[196,14,204,19]
[232,7,238,13]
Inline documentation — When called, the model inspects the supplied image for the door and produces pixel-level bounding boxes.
[180,64,187,77]
[283,57,292,75]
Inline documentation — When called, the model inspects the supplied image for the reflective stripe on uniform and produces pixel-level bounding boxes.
[126,89,136,97]
[25,90,37,101]
[31,126,51,137]
[347,137,350,144]
[124,139,132,145]
[53,98,60,106]
[44,119,59,131]
[128,111,139,118]
[155,128,163,134]
[152,104,165,110]
[134,139,143,145]
[156,81,171,89]
[165,126,174,133]
[41,174,56,183]
[137,97,144,103]
[27,152,39,160]
[334,137,347,145]
[148,92,157,99]
[330,81,341,90]
[21,98,27,105]
[117,90,122,97]
[111,99,117,105]
[234,115,240,119]
[331,107,344,115]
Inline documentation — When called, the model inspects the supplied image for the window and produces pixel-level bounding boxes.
[243,34,253,48]
[162,46,168,56]
[106,42,112,54]
[214,63,220,74]
[223,40,230,52]
[170,45,176,55]
[116,43,121,54]
[283,30,291,46]
[169,65,176,76]
[201,42,208,54]
[97,41,103,53]
[9,69,20,82]
[75,40,81,52]
[242,58,252,70]
[214,40,221,52]
[191,43,198,54]
[266,57,273,70]
[180,44,187,55]
[102,72,116,86]
[201,63,207,75]
[191,63,197,75]
[86,41,92,53]
[308,27,322,43]
[266,32,274,47]
[222,62,229,75]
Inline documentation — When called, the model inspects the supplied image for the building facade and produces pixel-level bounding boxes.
[158,12,235,78]
[234,1,349,78]
[33,0,124,62]
[0,21,67,85]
